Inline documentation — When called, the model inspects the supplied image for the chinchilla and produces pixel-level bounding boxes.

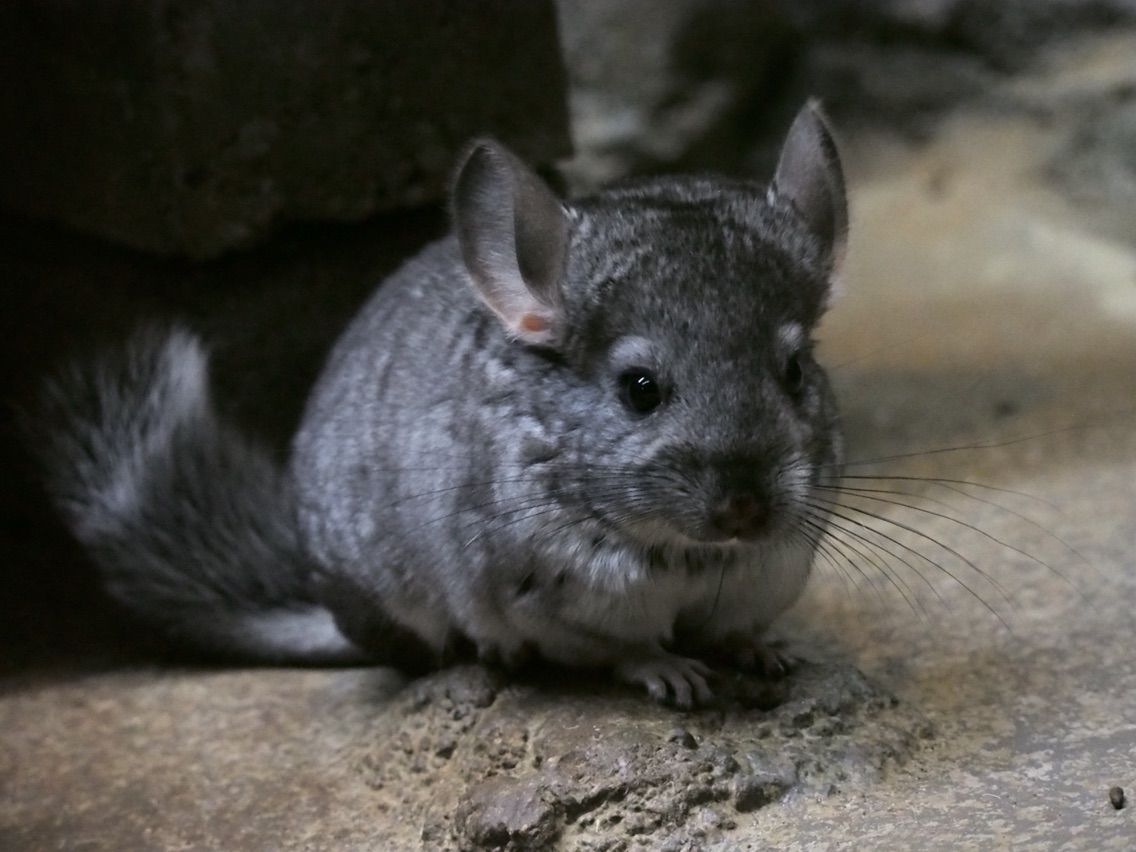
[38,102,847,707]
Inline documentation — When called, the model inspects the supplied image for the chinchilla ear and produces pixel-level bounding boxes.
[771,101,848,273]
[452,139,569,347]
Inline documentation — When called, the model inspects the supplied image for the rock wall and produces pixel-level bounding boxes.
[557,0,1136,187]
[0,1,571,258]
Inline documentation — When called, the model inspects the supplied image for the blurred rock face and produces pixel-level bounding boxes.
[0,1,570,259]
[4,1,1132,259]
[556,0,795,189]
[557,0,1136,186]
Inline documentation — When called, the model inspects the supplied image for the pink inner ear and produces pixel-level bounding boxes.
[519,313,549,334]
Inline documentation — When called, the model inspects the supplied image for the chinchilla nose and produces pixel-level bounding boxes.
[708,493,770,539]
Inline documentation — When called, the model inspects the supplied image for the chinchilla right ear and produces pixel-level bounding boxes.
[452,139,570,348]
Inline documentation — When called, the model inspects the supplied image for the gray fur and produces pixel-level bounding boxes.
[40,103,848,704]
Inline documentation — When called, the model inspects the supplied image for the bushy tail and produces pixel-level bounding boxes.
[36,327,363,664]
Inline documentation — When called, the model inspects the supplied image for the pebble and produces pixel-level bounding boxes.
[1108,786,1125,810]
[667,727,699,749]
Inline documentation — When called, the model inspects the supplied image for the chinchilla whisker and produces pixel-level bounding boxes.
[808,507,934,609]
[799,514,888,601]
[803,509,932,615]
[806,498,998,614]
[828,479,1087,567]
[813,486,1078,591]
[820,415,1135,473]
[808,532,865,595]
[408,478,661,536]
[359,460,668,479]
[811,493,1009,593]
[828,526,931,619]
[806,499,1012,626]
[814,534,883,597]
[382,478,571,511]
[811,495,1014,601]
[789,523,849,589]
[384,467,666,509]
[459,487,656,547]
[383,470,649,518]
[797,514,872,593]
[808,510,932,617]
[711,561,727,621]
[408,493,570,535]
[813,517,927,616]
[831,474,1058,509]
[462,503,576,549]
[687,564,729,632]
[423,487,631,540]
[806,505,938,598]
[530,513,618,550]
[817,481,977,515]
[338,466,668,517]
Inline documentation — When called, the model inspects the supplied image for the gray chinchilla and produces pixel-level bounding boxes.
[38,102,847,707]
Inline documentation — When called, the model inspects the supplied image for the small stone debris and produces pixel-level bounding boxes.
[667,728,699,750]
[1108,786,1125,810]
[733,775,791,814]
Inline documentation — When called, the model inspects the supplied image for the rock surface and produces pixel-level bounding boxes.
[0,1,570,258]
[559,0,1136,186]
[557,0,795,188]
[367,665,927,849]
[781,0,1136,66]
[0,661,930,850]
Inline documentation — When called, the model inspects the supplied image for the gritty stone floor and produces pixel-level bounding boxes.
[2,32,1135,851]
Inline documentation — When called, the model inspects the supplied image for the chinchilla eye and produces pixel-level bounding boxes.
[784,353,805,395]
[619,369,664,414]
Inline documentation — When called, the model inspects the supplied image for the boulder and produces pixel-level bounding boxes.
[0,1,571,258]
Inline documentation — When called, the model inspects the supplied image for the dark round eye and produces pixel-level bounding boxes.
[783,353,805,396]
[619,369,664,414]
